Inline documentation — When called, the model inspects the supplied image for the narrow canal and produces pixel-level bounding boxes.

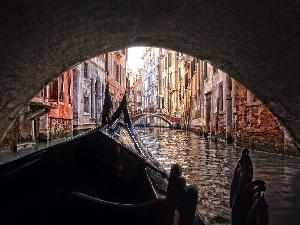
[136,127,300,225]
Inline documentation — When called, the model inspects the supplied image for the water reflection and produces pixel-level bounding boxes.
[137,127,300,225]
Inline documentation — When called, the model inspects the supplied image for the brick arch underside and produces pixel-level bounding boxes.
[0,0,299,149]
[132,115,173,126]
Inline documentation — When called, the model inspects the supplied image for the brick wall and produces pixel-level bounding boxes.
[234,81,284,152]
[49,118,73,141]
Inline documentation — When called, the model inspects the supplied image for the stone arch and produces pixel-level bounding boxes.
[0,1,299,148]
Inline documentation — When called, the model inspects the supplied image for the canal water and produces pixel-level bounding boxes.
[136,127,300,225]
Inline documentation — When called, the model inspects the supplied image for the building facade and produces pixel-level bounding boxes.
[1,49,128,151]
[139,47,160,125]
[158,50,191,127]
[73,55,106,134]
[127,68,143,116]
[232,81,292,153]
[1,69,74,151]
[106,50,127,112]
[39,70,74,141]
[73,50,127,134]
[141,47,160,114]
[154,48,296,153]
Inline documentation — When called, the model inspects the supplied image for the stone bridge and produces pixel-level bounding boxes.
[131,113,181,126]
[0,1,299,148]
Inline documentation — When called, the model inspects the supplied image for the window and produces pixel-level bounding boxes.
[213,66,218,74]
[95,81,101,113]
[191,58,196,78]
[168,52,172,65]
[179,90,182,101]
[181,84,185,99]
[165,57,168,69]
[68,72,72,104]
[59,74,64,102]
[43,87,47,98]
[185,73,188,89]
[116,63,119,82]
[37,87,47,99]
[145,77,150,91]
[91,82,94,119]
[49,79,58,101]
[247,90,259,103]
[84,63,88,78]
[137,96,142,103]
[203,62,208,80]
[219,82,223,111]
[114,61,118,80]
[119,64,122,83]
[179,68,181,81]
[84,94,89,113]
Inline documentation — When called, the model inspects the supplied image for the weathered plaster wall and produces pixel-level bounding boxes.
[47,71,74,140]
[0,1,299,149]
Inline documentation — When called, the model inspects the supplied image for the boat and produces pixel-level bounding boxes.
[0,84,207,225]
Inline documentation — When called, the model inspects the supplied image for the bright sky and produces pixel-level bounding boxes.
[127,47,146,70]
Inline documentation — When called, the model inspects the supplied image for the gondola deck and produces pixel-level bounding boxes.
[0,88,207,225]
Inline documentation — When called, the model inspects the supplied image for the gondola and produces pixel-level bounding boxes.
[0,85,207,225]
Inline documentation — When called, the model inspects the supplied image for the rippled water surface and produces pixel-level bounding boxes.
[137,127,300,225]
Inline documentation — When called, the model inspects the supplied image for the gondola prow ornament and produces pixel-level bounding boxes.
[230,149,269,225]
